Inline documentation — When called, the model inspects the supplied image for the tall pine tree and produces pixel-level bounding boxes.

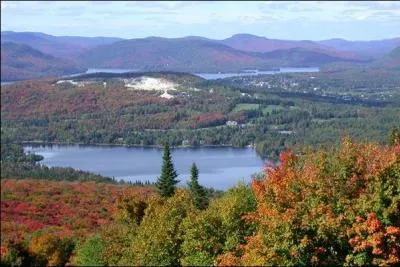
[156,143,179,197]
[188,163,209,209]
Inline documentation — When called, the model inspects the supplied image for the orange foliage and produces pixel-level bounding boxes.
[346,213,400,266]
[219,139,400,266]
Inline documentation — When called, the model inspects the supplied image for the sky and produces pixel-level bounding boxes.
[1,1,399,41]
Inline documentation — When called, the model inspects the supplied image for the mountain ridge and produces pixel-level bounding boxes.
[77,37,369,72]
[1,31,398,80]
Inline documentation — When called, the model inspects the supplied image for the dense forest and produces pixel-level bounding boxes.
[1,137,399,266]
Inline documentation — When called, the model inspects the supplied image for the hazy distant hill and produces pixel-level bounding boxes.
[220,34,368,61]
[261,48,369,65]
[78,37,271,72]
[79,36,366,72]
[220,34,323,52]
[317,38,400,58]
[388,46,400,59]
[1,42,85,82]
[1,31,122,59]
[370,46,400,70]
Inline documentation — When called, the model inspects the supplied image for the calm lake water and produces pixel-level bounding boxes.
[24,145,266,190]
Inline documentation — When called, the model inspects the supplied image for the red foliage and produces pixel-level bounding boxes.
[191,112,226,128]
[1,179,154,246]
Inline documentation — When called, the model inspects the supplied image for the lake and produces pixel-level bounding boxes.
[24,145,267,190]
[194,67,320,80]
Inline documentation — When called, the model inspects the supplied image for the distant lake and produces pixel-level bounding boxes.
[67,67,320,80]
[194,67,320,80]
[24,145,267,190]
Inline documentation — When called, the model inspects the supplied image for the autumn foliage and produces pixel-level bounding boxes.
[218,138,400,266]
[0,179,153,265]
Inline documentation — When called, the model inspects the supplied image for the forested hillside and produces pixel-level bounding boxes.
[1,139,398,266]
[1,42,85,82]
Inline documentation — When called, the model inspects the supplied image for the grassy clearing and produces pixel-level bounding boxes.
[233,103,260,112]
[262,105,285,114]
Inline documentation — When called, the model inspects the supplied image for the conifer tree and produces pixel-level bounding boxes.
[188,163,209,209]
[156,143,179,197]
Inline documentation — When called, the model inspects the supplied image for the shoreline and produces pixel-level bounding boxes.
[21,140,256,150]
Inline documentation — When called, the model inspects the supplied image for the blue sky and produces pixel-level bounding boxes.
[1,1,399,40]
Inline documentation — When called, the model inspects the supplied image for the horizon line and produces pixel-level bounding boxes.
[2,30,399,43]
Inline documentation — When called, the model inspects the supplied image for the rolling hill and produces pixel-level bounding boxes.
[1,31,122,59]
[220,34,324,52]
[1,42,85,82]
[318,38,400,58]
[219,34,369,61]
[370,46,400,70]
[78,37,271,72]
[261,47,368,65]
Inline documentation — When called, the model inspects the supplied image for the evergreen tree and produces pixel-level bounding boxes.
[188,163,209,209]
[156,143,179,197]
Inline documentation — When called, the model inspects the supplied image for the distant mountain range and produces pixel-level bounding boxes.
[78,36,371,72]
[1,31,123,59]
[1,42,85,82]
[1,31,399,81]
